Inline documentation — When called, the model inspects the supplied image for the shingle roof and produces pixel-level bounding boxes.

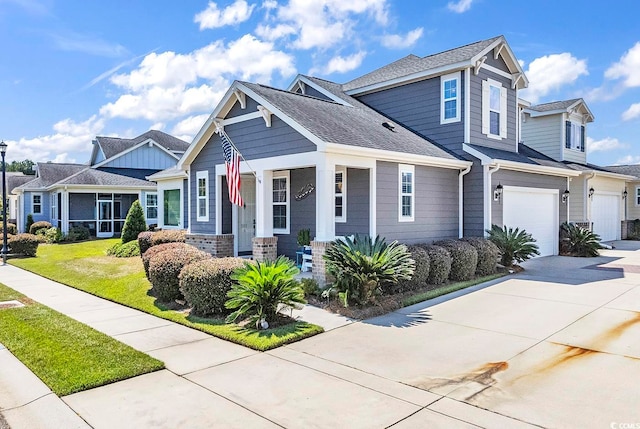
[467,143,572,170]
[527,99,582,112]
[5,173,34,194]
[56,168,156,187]
[563,162,620,173]
[343,36,501,92]
[96,130,189,160]
[241,81,461,160]
[605,164,640,179]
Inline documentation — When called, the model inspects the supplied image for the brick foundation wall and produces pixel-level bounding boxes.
[186,234,234,257]
[252,236,278,262]
[311,240,333,288]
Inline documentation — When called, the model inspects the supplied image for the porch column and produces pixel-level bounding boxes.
[315,156,335,241]
[61,190,69,234]
[253,170,277,262]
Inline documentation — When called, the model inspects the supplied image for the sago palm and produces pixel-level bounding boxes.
[487,225,540,267]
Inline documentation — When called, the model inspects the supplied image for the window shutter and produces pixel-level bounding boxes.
[580,125,585,152]
[499,86,508,138]
[482,80,489,135]
[565,121,571,149]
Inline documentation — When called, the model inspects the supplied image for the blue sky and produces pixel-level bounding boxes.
[1,0,639,167]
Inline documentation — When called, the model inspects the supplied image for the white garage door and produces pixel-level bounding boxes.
[591,193,620,242]
[503,186,558,257]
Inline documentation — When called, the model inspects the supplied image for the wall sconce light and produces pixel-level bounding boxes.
[623,189,628,200]
[588,187,595,199]
[562,189,570,203]
[494,183,503,202]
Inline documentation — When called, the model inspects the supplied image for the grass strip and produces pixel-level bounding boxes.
[0,283,164,396]
[10,239,323,351]
[401,273,505,308]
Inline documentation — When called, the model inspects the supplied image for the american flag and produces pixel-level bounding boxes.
[219,129,244,207]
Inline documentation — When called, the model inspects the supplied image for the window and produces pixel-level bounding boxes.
[50,193,57,220]
[482,79,507,139]
[636,187,640,206]
[398,164,414,222]
[146,193,158,220]
[196,171,209,221]
[565,121,585,152]
[272,171,290,234]
[441,72,460,124]
[32,193,42,214]
[335,167,346,222]
[163,189,180,227]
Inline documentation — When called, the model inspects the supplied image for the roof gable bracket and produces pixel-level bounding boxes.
[474,56,487,76]
[233,90,246,109]
[493,43,505,60]
[511,72,524,89]
[257,105,272,127]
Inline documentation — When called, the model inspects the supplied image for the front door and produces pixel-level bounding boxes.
[97,200,113,238]
[238,176,256,254]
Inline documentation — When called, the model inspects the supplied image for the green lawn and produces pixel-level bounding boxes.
[401,273,505,307]
[10,239,323,351]
[0,283,164,396]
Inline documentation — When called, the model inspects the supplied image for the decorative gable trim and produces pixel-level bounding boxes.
[233,89,246,109]
[287,75,352,106]
[471,36,529,89]
[257,105,272,127]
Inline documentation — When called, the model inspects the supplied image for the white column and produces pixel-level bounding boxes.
[61,190,69,234]
[255,170,273,237]
[315,154,335,241]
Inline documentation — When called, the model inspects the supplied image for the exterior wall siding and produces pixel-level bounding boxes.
[303,86,332,101]
[626,181,640,220]
[23,190,51,224]
[463,158,485,237]
[226,97,260,118]
[521,115,562,160]
[277,167,316,259]
[376,161,459,243]
[97,167,160,180]
[569,176,585,222]
[562,112,588,164]
[100,145,178,170]
[335,168,370,237]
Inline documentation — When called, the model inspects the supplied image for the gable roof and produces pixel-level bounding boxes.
[525,98,594,122]
[95,130,189,161]
[56,168,156,188]
[16,163,88,190]
[562,161,634,180]
[5,173,34,195]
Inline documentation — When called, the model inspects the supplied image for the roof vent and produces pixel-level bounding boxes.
[382,122,395,132]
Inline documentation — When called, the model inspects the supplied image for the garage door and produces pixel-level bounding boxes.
[503,186,558,257]
[591,193,620,242]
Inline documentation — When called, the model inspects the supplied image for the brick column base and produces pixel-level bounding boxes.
[252,236,278,262]
[311,240,333,288]
[186,234,234,257]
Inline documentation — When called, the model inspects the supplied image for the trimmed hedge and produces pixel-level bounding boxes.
[8,233,40,257]
[107,240,141,258]
[435,240,478,281]
[141,242,190,279]
[463,237,498,276]
[44,227,63,244]
[148,246,210,302]
[30,221,52,235]
[150,230,186,247]
[422,245,452,285]
[138,231,154,255]
[394,245,430,293]
[179,257,247,316]
[67,226,90,241]
[6,223,17,235]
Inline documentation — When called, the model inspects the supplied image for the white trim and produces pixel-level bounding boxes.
[215,175,222,234]
[287,75,353,106]
[145,192,158,222]
[335,166,346,223]
[196,170,209,222]
[398,164,415,222]
[31,192,42,215]
[147,168,187,181]
[481,63,512,79]
[369,163,377,238]
[92,138,180,169]
[186,169,191,232]
[440,72,461,124]
[257,105,272,127]
[220,111,263,126]
[272,170,290,234]
[464,68,471,143]
[482,78,507,139]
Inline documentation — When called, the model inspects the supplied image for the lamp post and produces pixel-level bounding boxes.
[1,140,7,265]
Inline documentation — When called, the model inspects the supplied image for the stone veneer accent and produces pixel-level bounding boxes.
[186,234,234,257]
[311,240,333,288]
[252,236,278,262]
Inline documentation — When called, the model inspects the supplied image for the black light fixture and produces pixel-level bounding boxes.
[562,189,570,203]
[494,183,503,202]
[1,140,7,265]
[623,189,628,200]
[588,187,595,199]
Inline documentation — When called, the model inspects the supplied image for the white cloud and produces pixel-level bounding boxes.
[587,136,627,154]
[519,53,588,103]
[50,30,128,58]
[171,114,210,139]
[447,0,473,13]
[194,0,255,30]
[614,155,640,165]
[622,103,640,121]
[605,41,640,88]
[381,27,423,49]
[321,51,367,74]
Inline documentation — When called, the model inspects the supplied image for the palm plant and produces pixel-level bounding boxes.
[560,222,602,257]
[225,256,306,328]
[323,234,415,307]
[487,224,540,267]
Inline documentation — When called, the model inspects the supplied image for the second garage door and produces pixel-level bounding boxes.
[591,193,620,242]
[502,186,559,257]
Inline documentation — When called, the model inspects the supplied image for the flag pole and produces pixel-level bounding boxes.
[215,124,261,184]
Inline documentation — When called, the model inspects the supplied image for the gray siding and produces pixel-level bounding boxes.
[469,68,517,151]
[521,114,562,160]
[463,158,485,237]
[485,53,509,70]
[491,170,567,225]
[277,167,316,259]
[182,179,189,229]
[97,167,160,180]
[376,161,459,244]
[23,191,50,223]
[100,145,177,170]
[336,168,370,236]
[357,75,465,155]
[226,97,260,118]
[69,193,96,220]
[304,86,332,101]
[221,177,232,234]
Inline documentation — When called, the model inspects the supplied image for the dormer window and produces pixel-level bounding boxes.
[440,72,460,124]
[565,121,585,152]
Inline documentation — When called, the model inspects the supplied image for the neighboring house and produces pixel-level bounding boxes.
[603,165,640,221]
[521,98,632,241]
[13,130,189,237]
[146,166,189,230]
[4,172,34,223]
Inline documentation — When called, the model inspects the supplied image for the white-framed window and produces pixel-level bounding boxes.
[163,189,181,227]
[565,121,585,152]
[272,171,290,234]
[32,193,42,214]
[635,186,640,206]
[50,193,57,220]
[335,167,346,222]
[398,164,415,222]
[196,171,209,222]
[441,72,460,124]
[145,192,158,220]
[482,78,507,139]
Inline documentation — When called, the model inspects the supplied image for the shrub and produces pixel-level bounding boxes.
[138,231,154,255]
[44,227,63,244]
[323,234,415,306]
[121,200,147,244]
[6,223,17,235]
[300,278,320,297]
[560,222,602,257]
[107,240,141,258]
[226,256,306,327]
[25,214,34,234]
[66,225,90,242]
[463,237,499,276]
[394,245,430,293]
[422,245,452,285]
[435,240,478,281]
[141,242,191,279]
[150,229,186,247]
[29,221,52,235]
[487,224,540,267]
[8,233,40,257]
[179,257,247,316]
[148,246,210,302]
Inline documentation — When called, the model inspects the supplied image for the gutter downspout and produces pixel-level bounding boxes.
[485,164,501,234]
[585,172,596,228]
[458,165,472,238]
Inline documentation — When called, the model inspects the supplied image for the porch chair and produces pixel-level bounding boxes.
[301,245,313,272]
